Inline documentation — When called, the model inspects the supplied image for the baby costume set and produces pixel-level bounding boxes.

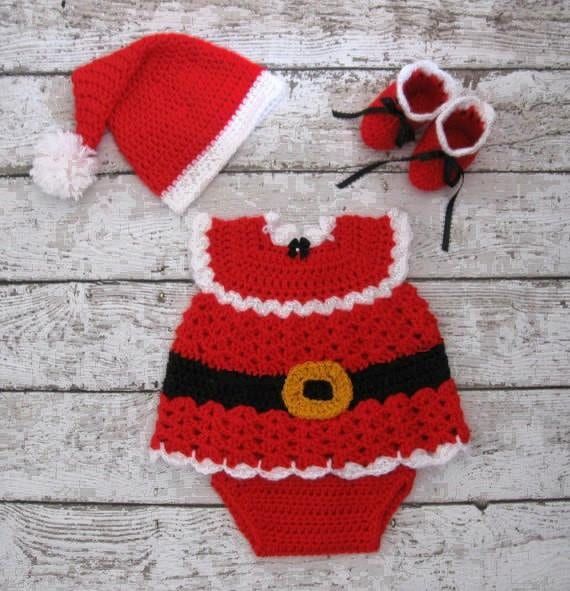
[32,33,494,557]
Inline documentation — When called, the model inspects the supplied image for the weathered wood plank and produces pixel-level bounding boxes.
[0,501,568,590]
[0,280,567,391]
[1,173,568,281]
[1,0,568,72]
[0,389,567,505]
[2,69,569,175]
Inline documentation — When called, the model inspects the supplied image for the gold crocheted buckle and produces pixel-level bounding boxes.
[281,360,353,420]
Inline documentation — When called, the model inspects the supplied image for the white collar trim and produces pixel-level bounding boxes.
[262,212,336,246]
[189,209,412,318]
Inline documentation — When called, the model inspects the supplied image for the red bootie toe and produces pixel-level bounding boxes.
[359,61,457,151]
[409,96,495,191]
[359,81,404,151]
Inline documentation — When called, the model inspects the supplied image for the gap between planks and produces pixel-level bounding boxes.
[3,66,570,77]
[1,276,569,286]
[2,170,570,179]
[2,384,570,394]
[2,498,569,511]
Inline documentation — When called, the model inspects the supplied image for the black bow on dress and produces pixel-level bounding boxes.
[287,237,311,259]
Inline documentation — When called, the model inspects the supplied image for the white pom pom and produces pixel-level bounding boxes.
[30,130,97,200]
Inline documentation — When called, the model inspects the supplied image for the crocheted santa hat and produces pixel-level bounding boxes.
[31,33,285,213]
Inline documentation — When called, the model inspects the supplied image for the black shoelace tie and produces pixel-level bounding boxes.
[337,150,464,252]
[332,97,416,148]
[287,237,311,259]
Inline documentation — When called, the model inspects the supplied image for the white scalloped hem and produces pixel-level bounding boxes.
[149,437,466,481]
[189,208,412,318]
[161,70,286,214]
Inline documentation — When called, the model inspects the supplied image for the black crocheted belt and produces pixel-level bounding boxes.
[162,344,451,412]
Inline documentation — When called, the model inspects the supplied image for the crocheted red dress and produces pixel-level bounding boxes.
[150,211,470,556]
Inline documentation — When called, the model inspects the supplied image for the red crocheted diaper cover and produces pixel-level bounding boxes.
[150,211,470,556]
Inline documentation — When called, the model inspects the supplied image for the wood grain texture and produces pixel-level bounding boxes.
[1,0,569,72]
[0,501,568,591]
[0,280,568,391]
[2,69,569,175]
[1,389,568,505]
[1,173,568,281]
[1,1,568,587]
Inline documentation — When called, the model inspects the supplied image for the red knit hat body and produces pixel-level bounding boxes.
[409,96,496,191]
[31,34,285,212]
[358,61,457,150]
[150,211,470,555]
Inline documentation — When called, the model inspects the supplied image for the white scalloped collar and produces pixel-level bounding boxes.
[262,212,337,246]
[189,210,412,318]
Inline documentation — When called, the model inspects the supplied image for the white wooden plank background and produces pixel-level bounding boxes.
[0,280,568,390]
[0,2,569,590]
[1,174,569,280]
[2,70,569,175]
[1,0,568,70]
[1,389,568,505]
[0,502,568,591]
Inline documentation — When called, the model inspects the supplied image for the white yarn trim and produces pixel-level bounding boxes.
[396,60,458,123]
[189,209,412,318]
[30,129,98,200]
[262,212,336,246]
[161,70,286,214]
[436,96,496,158]
[150,436,467,481]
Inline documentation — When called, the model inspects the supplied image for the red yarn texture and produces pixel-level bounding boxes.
[207,215,395,303]
[151,379,469,471]
[409,105,486,191]
[360,82,412,150]
[172,284,442,376]
[402,71,450,116]
[152,213,471,555]
[72,33,263,195]
[211,467,415,556]
[152,214,471,472]
[360,70,451,151]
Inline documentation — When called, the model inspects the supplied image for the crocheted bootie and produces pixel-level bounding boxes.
[336,96,495,251]
[409,96,495,191]
[334,61,457,151]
